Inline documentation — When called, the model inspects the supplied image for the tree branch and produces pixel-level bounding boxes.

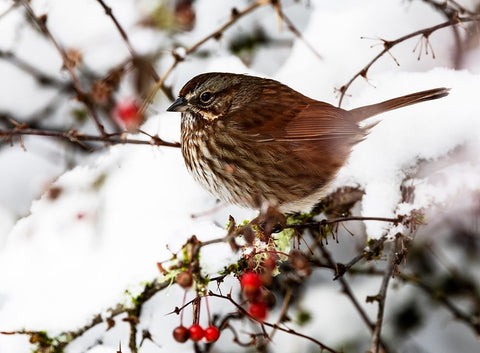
[368,237,400,353]
[19,0,107,136]
[338,14,480,107]
[0,127,180,148]
[208,291,341,353]
[140,0,270,114]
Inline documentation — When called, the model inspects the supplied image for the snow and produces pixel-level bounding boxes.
[1,0,479,352]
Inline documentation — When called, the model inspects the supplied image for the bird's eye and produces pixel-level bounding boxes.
[200,91,213,103]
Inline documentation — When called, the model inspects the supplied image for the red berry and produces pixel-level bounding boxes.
[114,99,142,130]
[240,272,263,302]
[204,325,220,342]
[172,325,189,343]
[188,324,205,342]
[263,254,277,272]
[240,272,262,289]
[248,302,268,321]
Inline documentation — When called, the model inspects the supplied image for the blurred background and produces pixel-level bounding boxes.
[0,1,480,352]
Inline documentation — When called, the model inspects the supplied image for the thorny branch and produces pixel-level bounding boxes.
[2,207,479,352]
[0,49,72,90]
[1,278,170,352]
[2,0,323,150]
[94,0,144,65]
[140,0,270,114]
[141,0,324,112]
[207,291,341,353]
[1,2,480,353]
[397,271,480,335]
[93,0,173,100]
[287,215,402,230]
[317,240,394,353]
[0,0,18,20]
[333,236,388,280]
[338,13,480,107]
[272,2,323,60]
[368,236,401,353]
[0,127,180,149]
[19,0,107,136]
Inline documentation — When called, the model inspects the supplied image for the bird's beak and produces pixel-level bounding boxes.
[167,97,188,112]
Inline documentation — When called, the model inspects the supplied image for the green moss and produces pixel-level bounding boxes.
[219,263,239,276]
[241,219,250,226]
[194,275,210,293]
[365,238,384,259]
[296,310,312,326]
[70,108,88,123]
[236,257,249,273]
[30,330,71,353]
[275,228,294,254]
[286,212,314,225]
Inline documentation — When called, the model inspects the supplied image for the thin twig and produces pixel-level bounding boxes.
[333,236,388,280]
[0,127,180,148]
[318,244,374,329]
[140,0,270,114]
[0,49,72,89]
[398,272,480,335]
[0,0,18,20]
[126,315,138,353]
[267,286,292,343]
[275,7,323,60]
[0,272,267,352]
[368,238,399,353]
[316,237,394,353]
[94,0,162,83]
[420,0,467,69]
[338,14,480,107]
[421,0,476,16]
[287,216,401,230]
[208,291,341,353]
[19,0,107,136]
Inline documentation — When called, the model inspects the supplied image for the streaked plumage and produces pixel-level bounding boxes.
[167,72,449,212]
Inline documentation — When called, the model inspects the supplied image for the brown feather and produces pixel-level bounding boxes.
[170,72,450,212]
[349,87,450,122]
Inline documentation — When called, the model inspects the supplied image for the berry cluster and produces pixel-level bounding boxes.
[240,271,270,321]
[172,324,220,343]
[171,270,221,344]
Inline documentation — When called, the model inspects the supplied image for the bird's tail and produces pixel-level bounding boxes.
[348,87,450,123]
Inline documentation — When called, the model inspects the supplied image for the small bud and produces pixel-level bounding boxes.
[91,80,112,106]
[64,48,83,70]
[175,271,193,289]
[290,250,312,277]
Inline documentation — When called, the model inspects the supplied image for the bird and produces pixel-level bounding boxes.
[167,72,449,213]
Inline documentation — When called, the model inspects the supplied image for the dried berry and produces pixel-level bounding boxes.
[172,325,189,343]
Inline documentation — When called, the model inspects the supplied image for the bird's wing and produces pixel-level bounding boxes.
[280,102,361,141]
[231,99,362,144]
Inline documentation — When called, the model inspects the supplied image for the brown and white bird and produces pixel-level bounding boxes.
[167,72,449,212]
